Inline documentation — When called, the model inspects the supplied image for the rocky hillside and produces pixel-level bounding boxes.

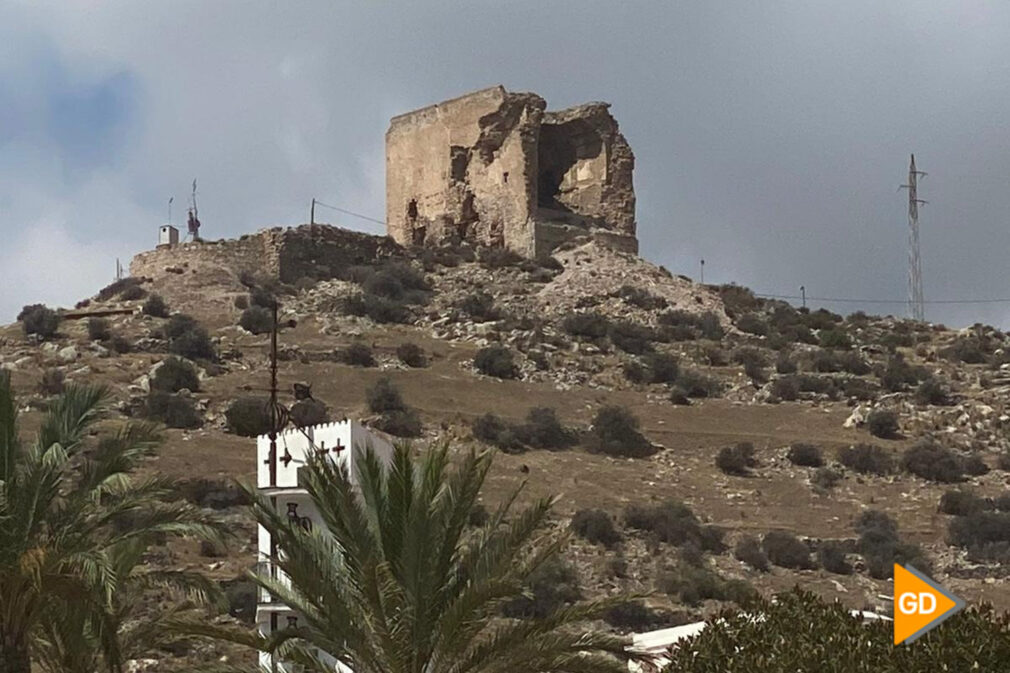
[5,226,1010,670]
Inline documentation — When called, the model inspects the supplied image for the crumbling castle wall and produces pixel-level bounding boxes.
[385,86,637,258]
[130,225,400,290]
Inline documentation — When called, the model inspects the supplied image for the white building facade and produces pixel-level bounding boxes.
[256,420,394,672]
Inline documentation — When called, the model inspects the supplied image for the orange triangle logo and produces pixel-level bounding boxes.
[893,564,965,644]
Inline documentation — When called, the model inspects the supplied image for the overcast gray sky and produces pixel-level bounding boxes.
[3,1,1009,327]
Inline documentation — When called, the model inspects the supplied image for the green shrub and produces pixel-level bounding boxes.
[163,314,198,339]
[289,399,329,428]
[474,345,518,379]
[762,531,813,569]
[856,510,929,579]
[941,336,989,364]
[501,558,580,620]
[616,285,668,310]
[345,293,413,324]
[818,541,853,575]
[372,409,422,437]
[145,391,202,429]
[658,310,724,340]
[234,295,249,310]
[97,277,145,301]
[734,535,770,571]
[609,320,655,354]
[775,352,797,374]
[880,354,926,392]
[716,442,756,476]
[838,443,894,476]
[624,501,724,552]
[939,489,989,516]
[562,312,611,339]
[735,313,768,336]
[587,405,654,458]
[676,368,723,398]
[248,286,276,309]
[163,314,215,361]
[518,407,575,450]
[366,377,406,413]
[669,387,691,405]
[142,293,169,317]
[659,566,755,607]
[225,397,272,437]
[811,466,843,490]
[837,350,871,375]
[471,413,522,453]
[866,409,899,438]
[787,443,823,467]
[18,304,60,338]
[458,291,499,320]
[119,284,147,301]
[39,368,65,396]
[902,440,964,483]
[603,602,671,631]
[341,342,376,367]
[396,342,427,367]
[151,357,200,393]
[915,378,951,406]
[239,306,274,334]
[109,335,132,354]
[770,376,800,401]
[86,317,109,341]
[570,509,622,548]
[949,511,1010,552]
[640,352,679,384]
[818,328,852,349]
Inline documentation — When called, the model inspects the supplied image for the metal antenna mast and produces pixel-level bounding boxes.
[900,154,927,322]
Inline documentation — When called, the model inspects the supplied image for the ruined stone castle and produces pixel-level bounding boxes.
[133,86,638,283]
[386,86,637,257]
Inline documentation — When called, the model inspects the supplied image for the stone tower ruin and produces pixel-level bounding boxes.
[385,86,637,258]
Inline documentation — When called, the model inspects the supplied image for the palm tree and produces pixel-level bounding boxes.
[0,371,222,673]
[190,441,635,673]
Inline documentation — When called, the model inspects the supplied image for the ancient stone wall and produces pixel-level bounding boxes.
[386,86,637,259]
[130,225,400,289]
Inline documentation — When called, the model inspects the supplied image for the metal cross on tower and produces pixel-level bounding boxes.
[900,154,927,322]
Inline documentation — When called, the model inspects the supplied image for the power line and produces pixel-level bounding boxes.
[311,199,386,226]
[754,292,1010,305]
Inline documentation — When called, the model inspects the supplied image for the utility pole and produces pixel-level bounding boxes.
[800,285,806,309]
[900,154,927,322]
[311,198,316,225]
[699,259,705,285]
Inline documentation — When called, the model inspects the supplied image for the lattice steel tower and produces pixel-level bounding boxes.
[900,154,927,322]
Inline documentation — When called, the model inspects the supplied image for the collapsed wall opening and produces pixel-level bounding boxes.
[536,119,604,212]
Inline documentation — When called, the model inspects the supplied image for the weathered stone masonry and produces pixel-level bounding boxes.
[385,86,637,258]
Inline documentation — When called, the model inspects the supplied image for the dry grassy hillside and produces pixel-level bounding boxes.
[5,230,1010,669]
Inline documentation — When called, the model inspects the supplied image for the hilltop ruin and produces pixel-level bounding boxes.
[386,86,637,258]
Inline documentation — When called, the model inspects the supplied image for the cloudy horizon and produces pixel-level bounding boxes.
[3,1,1010,327]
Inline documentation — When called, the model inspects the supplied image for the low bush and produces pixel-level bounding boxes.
[457,291,499,320]
[343,293,413,324]
[225,397,272,437]
[163,314,215,361]
[519,407,575,450]
[762,530,813,569]
[676,368,723,398]
[603,602,671,631]
[838,443,894,476]
[366,377,406,413]
[775,352,797,375]
[948,511,1010,552]
[501,558,580,619]
[866,409,900,438]
[109,335,132,354]
[770,376,800,401]
[658,310,725,341]
[239,306,273,334]
[119,284,147,301]
[716,442,756,476]
[659,566,755,607]
[818,541,853,575]
[735,313,768,336]
[734,535,770,571]
[341,342,376,367]
[856,510,929,579]
[97,277,145,301]
[396,342,427,368]
[587,405,654,458]
[151,357,200,393]
[639,352,679,384]
[18,304,60,338]
[787,443,823,467]
[902,440,964,483]
[87,317,110,341]
[624,501,724,552]
[39,368,65,395]
[562,312,611,339]
[474,345,518,379]
[289,399,329,428]
[471,413,522,453]
[145,391,202,429]
[880,355,927,392]
[915,377,951,406]
[570,509,622,548]
[941,336,989,364]
[617,285,668,310]
[609,321,655,354]
[818,328,852,350]
[142,293,170,317]
[939,489,989,516]
[811,466,843,490]
[372,409,422,437]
